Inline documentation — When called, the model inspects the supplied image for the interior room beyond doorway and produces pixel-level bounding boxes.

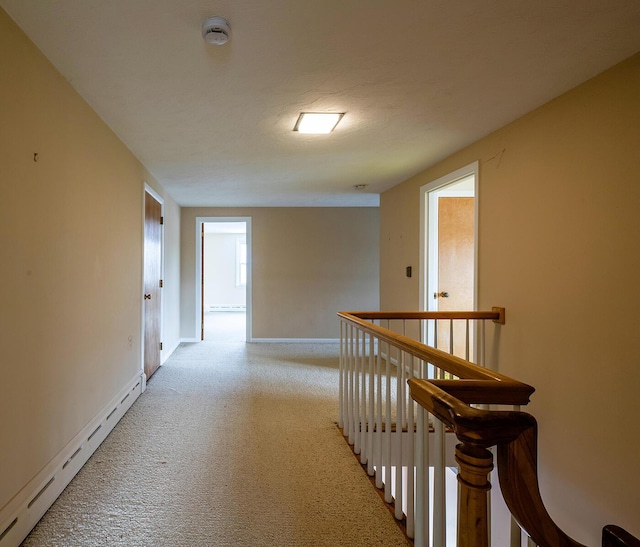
[202,221,247,342]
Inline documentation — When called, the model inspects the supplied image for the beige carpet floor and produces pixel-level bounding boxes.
[21,341,410,546]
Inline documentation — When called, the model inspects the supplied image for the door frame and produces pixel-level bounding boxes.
[195,216,252,342]
[419,161,479,314]
[142,183,164,388]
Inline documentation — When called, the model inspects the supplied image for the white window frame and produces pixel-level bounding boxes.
[236,238,247,287]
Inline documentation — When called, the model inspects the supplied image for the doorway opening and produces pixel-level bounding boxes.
[419,162,478,356]
[196,217,252,342]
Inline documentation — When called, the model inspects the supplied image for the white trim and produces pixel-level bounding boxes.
[419,161,479,350]
[249,338,340,344]
[235,238,247,287]
[180,337,199,343]
[160,339,180,364]
[143,183,163,205]
[419,162,479,313]
[196,217,252,343]
[143,184,165,384]
[0,372,144,547]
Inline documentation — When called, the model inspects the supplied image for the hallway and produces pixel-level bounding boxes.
[21,342,409,546]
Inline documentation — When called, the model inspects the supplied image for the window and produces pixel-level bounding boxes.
[236,239,247,286]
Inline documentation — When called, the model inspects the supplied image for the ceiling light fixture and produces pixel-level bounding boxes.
[202,17,231,45]
[294,112,344,134]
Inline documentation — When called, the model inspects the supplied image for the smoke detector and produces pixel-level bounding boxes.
[202,17,230,45]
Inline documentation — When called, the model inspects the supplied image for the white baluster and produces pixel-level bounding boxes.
[395,346,404,520]
[385,340,393,503]
[403,320,409,432]
[415,403,425,546]
[348,323,355,445]
[422,361,433,546]
[346,323,351,441]
[416,358,431,546]
[433,425,446,545]
[375,332,383,489]
[449,319,454,358]
[480,319,486,368]
[339,320,344,429]
[367,333,375,476]
[360,329,367,464]
[406,354,415,539]
[465,319,470,362]
[432,321,442,545]
[354,328,361,455]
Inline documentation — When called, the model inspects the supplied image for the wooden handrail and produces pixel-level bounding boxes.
[340,310,636,546]
[409,377,585,547]
[603,526,640,547]
[342,308,505,323]
[338,310,531,404]
[428,379,535,406]
[498,424,586,546]
[408,378,535,447]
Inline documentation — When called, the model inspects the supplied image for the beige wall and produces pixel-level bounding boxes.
[181,208,379,339]
[0,8,180,511]
[381,53,640,543]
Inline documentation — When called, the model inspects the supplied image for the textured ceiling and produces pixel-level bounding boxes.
[2,1,639,206]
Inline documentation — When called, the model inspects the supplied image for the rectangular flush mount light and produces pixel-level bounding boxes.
[294,112,344,134]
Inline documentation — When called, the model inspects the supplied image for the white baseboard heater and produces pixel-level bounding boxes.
[0,373,144,547]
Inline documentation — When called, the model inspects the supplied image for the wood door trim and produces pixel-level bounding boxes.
[143,188,163,380]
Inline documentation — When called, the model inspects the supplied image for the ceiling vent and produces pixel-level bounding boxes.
[202,17,230,46]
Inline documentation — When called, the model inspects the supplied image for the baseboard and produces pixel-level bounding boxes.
[180,337,199,343]
[249,338,340,343]
[0,372,144,547]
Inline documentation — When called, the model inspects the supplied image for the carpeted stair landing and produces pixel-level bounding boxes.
[21,342,410,546]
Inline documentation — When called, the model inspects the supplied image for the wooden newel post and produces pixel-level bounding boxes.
[455,442,494,547]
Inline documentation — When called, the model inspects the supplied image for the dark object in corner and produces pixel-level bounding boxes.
[603,525,640,547]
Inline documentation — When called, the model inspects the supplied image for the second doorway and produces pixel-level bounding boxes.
[201,220,249,342]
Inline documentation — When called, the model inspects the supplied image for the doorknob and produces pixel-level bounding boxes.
[433,291,450,299]
[144,294,152,300]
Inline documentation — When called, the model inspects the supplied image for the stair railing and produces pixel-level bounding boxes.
[409,376,583,546]
[338,309,511,545]
[339,310,638,547]
[602,526,640,547]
